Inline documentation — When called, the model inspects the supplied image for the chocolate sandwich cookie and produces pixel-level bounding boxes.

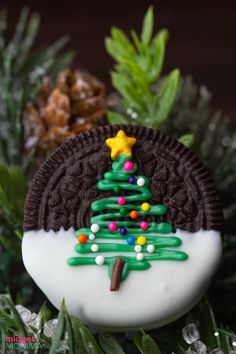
[22,126,223,331]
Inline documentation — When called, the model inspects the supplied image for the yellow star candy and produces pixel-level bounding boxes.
[106,130,137,160]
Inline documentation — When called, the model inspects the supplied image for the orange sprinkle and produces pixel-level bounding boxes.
[130,210,138,219]
[77,234,87,243]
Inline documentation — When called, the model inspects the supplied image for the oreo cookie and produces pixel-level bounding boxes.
[24,125,223,233]
[22,126,223,330]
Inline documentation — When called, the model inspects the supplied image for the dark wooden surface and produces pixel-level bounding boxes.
[1,0,235,120]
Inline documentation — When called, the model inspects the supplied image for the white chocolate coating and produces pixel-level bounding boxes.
[22,228,222,331]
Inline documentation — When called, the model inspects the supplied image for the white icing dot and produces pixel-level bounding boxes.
[147,244,155,253]
[134,245,142,253]
[89,234,95,241]
[136,253,144,261]
[95,255,105,265]
[91,244,99,252]
[91,224,100,233]
[137,177,145,186]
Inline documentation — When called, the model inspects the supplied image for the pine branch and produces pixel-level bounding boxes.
[0,7,75,166]
[105,6,180,128]
[0,295,235,353]
[161,76,236,195]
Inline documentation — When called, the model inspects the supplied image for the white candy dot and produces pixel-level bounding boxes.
[95,255,105,265]
[147,244,155,253]
[136,253,144,261]
[137,177,145,186]
[134,245,142,253]
[89,234,95,241]
[91,244,99,252]
[91,224,100,233]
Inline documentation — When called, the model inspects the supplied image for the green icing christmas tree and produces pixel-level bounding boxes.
[67,130,188,291]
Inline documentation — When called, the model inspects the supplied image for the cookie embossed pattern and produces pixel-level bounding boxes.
[22,125,223,331]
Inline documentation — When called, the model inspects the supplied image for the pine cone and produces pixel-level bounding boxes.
[23,69,107,164]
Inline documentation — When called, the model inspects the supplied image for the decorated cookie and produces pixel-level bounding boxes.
[22,126,223,330]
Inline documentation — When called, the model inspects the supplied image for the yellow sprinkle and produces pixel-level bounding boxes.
[141,202,150,212]
[137,236,146,246]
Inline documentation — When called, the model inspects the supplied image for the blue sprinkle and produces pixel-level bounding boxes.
[127,236,135,245]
